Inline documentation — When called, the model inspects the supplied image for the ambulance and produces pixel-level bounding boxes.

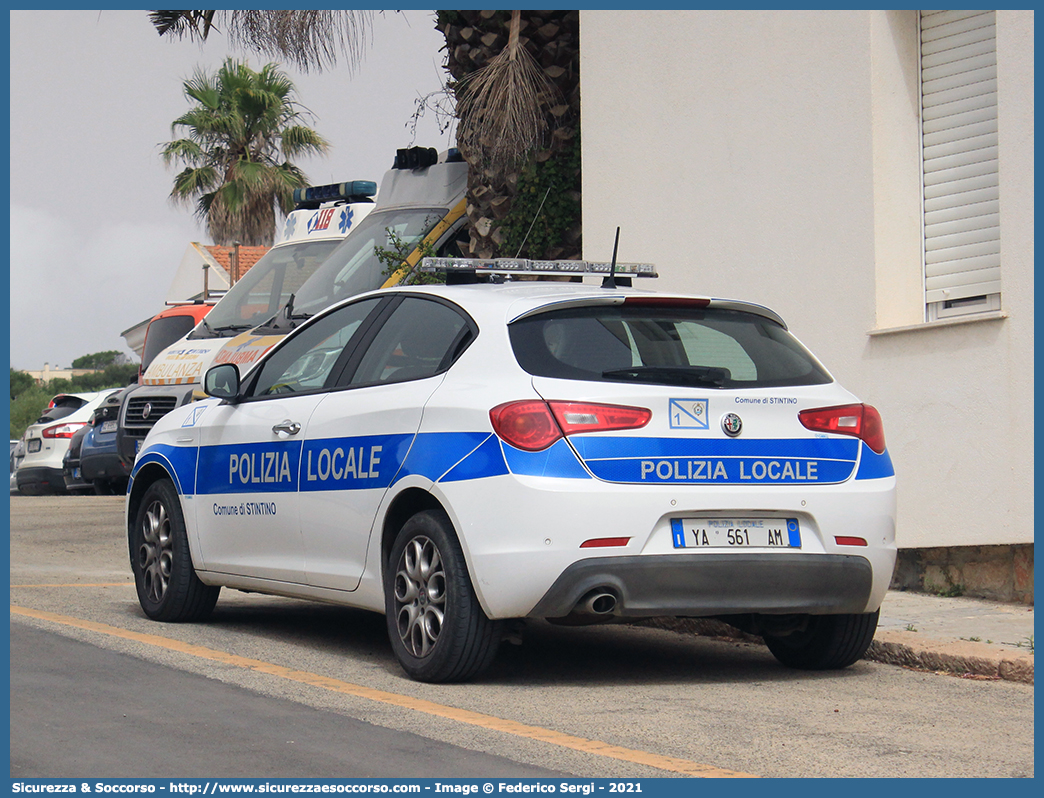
[208,147,470,373]
[118,147,469,466]
[116,180,377,467]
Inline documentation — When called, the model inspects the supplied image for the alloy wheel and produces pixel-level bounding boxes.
[138,499,173,604]
[393,535,446,658]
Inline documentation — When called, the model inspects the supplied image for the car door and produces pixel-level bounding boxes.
[299,295,475,591]
[192,297,385,582]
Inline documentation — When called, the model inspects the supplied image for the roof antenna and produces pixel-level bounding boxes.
[514,186,552,258]
[602,227,621,289]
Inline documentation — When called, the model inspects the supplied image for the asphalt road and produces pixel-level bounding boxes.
[8,496,1035,779]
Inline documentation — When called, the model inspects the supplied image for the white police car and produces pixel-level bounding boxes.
[127,258,896,682]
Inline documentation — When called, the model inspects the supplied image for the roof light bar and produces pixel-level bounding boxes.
[420,257,657,278]
[293,180,377,207]
[394,147,440,170]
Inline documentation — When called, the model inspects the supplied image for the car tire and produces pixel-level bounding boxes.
[764,610,879,670]
[130,479,219,622]
[93,479,115,496]
[385,509,502,682]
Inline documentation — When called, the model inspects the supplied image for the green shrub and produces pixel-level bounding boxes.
[9,369,35,400]
[10,386,53,440]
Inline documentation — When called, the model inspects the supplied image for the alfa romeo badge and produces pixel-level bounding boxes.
[721,412,742,436]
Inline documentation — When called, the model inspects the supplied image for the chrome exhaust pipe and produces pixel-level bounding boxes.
[582,591,618,615]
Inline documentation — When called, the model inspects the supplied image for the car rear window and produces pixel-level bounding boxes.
[508,304,831,388]
[36,396,88,423]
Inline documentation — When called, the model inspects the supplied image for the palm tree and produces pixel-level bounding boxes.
[150,10,580,258]
[439,11,580,260]
[161,58,329,246]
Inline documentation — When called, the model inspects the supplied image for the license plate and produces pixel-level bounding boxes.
[100,420,118,434]
[28,439,41,453]
[135,439,141,454]
[672,518,801,548]
[73,468,81,479]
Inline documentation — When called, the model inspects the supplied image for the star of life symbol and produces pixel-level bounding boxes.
[669,399,709,429]
[338,207,355,234]
[283,215,297,240]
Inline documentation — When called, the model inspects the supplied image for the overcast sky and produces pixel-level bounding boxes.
[8,9,453,371]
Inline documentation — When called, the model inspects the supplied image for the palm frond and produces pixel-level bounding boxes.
[227,10,375,74]
[160,138,205,167]
[170,166,218,204]
[149,10,217,40]
[151,10,373,73]
[455,10,560,170]
[279,125,330,158]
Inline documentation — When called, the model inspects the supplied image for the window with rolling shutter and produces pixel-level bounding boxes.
[920,10,1000,321]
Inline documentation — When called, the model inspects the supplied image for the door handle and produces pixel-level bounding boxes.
[272,420,301,437]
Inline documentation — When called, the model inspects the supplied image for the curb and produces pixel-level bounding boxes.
[637,618,1034,684]
[867,630,1034,684]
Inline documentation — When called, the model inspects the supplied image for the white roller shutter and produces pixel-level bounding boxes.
[921,10,1001,310]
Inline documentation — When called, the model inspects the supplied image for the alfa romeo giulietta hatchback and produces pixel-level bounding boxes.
[127,258,896,682]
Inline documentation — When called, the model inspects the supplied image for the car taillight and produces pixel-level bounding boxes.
[41,422,86,439]
[799,404,886,454]
[490,400,651,452]
[548,401,652,436]
[490,401,562,451]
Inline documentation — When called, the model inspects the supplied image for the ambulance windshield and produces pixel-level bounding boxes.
[188,239,341,339]
[288,208,445,322]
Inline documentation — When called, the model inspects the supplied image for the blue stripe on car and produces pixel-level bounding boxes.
[132,444,199,497]
[398,432,492,482]
[196,440,301,495]
[185,432,507,496]
[569,436,860,484]
[501,438,592,479]
[299,434,414,492]
[439,434,511,482]
[144,431,888,494]
[854,443,895,480]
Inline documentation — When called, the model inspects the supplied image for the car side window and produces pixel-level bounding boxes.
[250,298,383,397]
[348,297,473,387]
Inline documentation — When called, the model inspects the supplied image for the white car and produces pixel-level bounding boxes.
[17,391,113,495]
[10,439,21,494]
[127,259,897,682]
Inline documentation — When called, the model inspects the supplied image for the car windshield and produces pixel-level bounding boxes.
[509,304,832,388]
[286,207,447,323]
[142,315,200,369]
[188,239,342,339]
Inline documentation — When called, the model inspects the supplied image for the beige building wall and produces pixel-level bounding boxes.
[24,364,99,382]
[580,10,1033,549]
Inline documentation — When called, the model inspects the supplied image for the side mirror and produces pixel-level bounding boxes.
[203,363,242,402]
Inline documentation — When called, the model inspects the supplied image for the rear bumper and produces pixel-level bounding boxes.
[430,468,896,619]
[528,552,873,618]
[17,466,66,495]
[82,450,131,482]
